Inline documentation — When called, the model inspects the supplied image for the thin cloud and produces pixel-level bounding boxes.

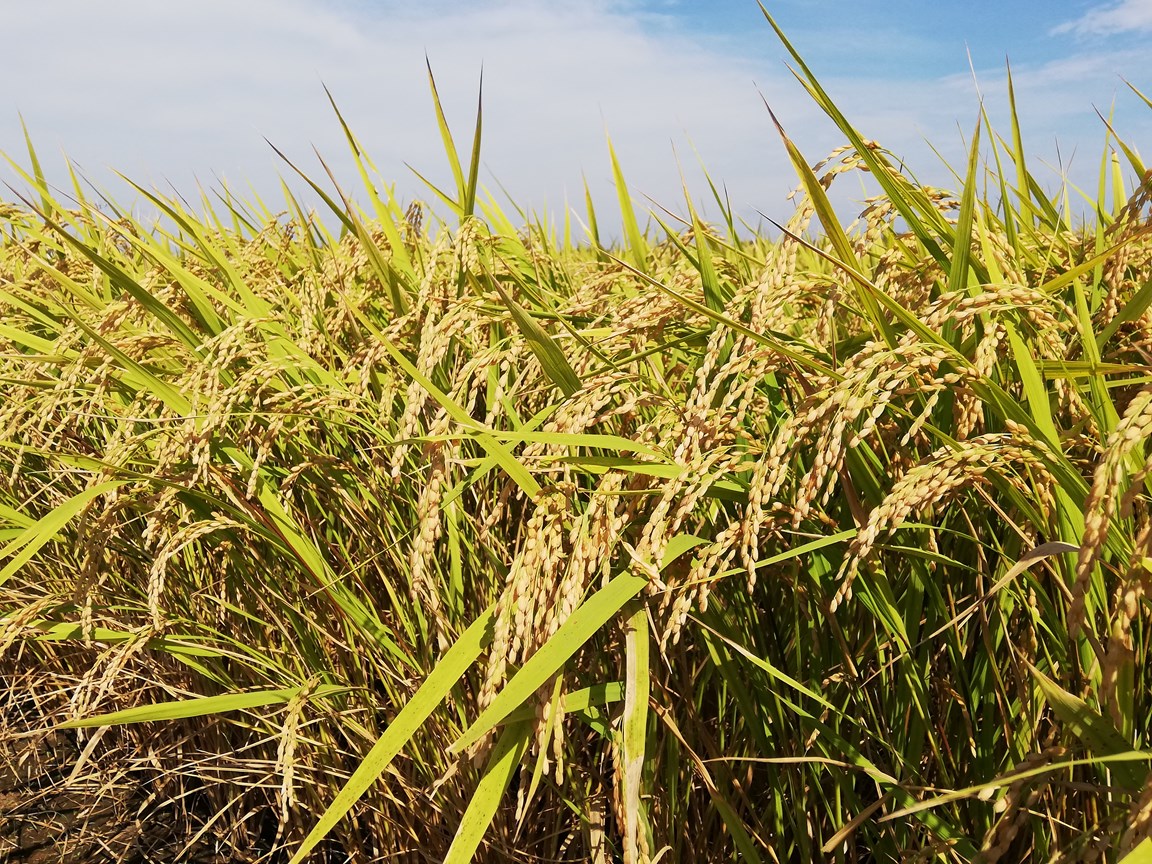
[0,0,1147,236]
[1052,0,1152,36]
[0,0,814,229]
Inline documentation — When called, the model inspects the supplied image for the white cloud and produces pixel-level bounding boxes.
[0,0,1147,238]
[1053,0,1152,36]
[1,0,813,233]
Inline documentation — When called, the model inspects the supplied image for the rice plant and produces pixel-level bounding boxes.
[2,8,1152,862]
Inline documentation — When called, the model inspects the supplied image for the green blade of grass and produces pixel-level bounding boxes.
[1121,839,1152,864]
[758,3,958,270]
[582,174,604,254]
[288,605,496,864]
[691,209,725,313]
[443,720,532,864]
[116,176,274,320]
[1098,276,1152,348]
[268,140,410,317]
[479,272,582,397]
[426,58,466,210]
[449,572,647,755]
[1029,663,1145,789]
[335,301,542,497]
[695,619,839,715]
[250,483,409,666]
[1005,61,1036,229]
[23,203,207,354]
[607,135,649,272]
[604,250,838,379]
[58,685,347,728]
[948,116,982,297]
[463,68,483,219]
[499,682,626,726]
[763,100,893,345]
[47,314,193,415]
[322,84,417,281]
[1037,228,1152,295]
[0,480,127,589]
[621,600,650,864]
[18,115,53,220]
[1005,322,1060,449]
[660,533,711,570]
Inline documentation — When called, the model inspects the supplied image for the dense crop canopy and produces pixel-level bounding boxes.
[2,12,1152,864]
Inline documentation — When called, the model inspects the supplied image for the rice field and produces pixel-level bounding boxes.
[2,12,1152,864]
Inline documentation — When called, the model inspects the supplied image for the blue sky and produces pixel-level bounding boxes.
[2,0,1150,234]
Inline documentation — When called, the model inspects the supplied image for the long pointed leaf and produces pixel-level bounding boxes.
[288,606,496,864]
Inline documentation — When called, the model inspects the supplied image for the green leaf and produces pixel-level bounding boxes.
[443,721,531,864]
[604,250,837,380]
[1120,838,1152,864]
[607,135,649,272]
[475,431,662,459]
[463,69,483,219]
[764,101,893,344]
[500,682,625,726]
[1037,229,1152,296]
[117,177,274,321]
[269,141,409,317]
[426,58,467,213]
[482,273,582,397]
[288,606,496,864]
[620,601,651,863]
[757,3,957,272]
[252,483,408,666]
[58,685,346,728]
[35,207,206,354]
[450,572,647,755]
[692,214,724,313]
[582,173,604,254]
[699,621,838,715]
[322,84,416,280]
[948,116,981,297]
[660,533,710,570]
[368,329,542,498]
[1005,322,1060,450]
[1029,664,1145,789]
[0,480,127,589]
[1099,276,1152,348]
[1005,61,1036,229]
[19,115,53,220]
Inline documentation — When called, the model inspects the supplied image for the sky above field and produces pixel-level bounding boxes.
[2,0,1151,235]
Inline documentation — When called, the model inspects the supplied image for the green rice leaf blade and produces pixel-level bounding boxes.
[19,115,53,219]
[948,117,981,297]
[483,274,582,397]
[288,606,496,864]
[354,326,541,498]
[323,85,417,279]
[463,70,483,219]
[59,685,347,728]
[1099,276,1152,348]
[1029,664,1144,789]
[426,59,466,204]
[607,136,649,272]
[450,573,647,755]
[443,721,532,864]
[0,480,127,589]
[660,533,710,570]
[1120,839,1152,864]
[621,601,650,863]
